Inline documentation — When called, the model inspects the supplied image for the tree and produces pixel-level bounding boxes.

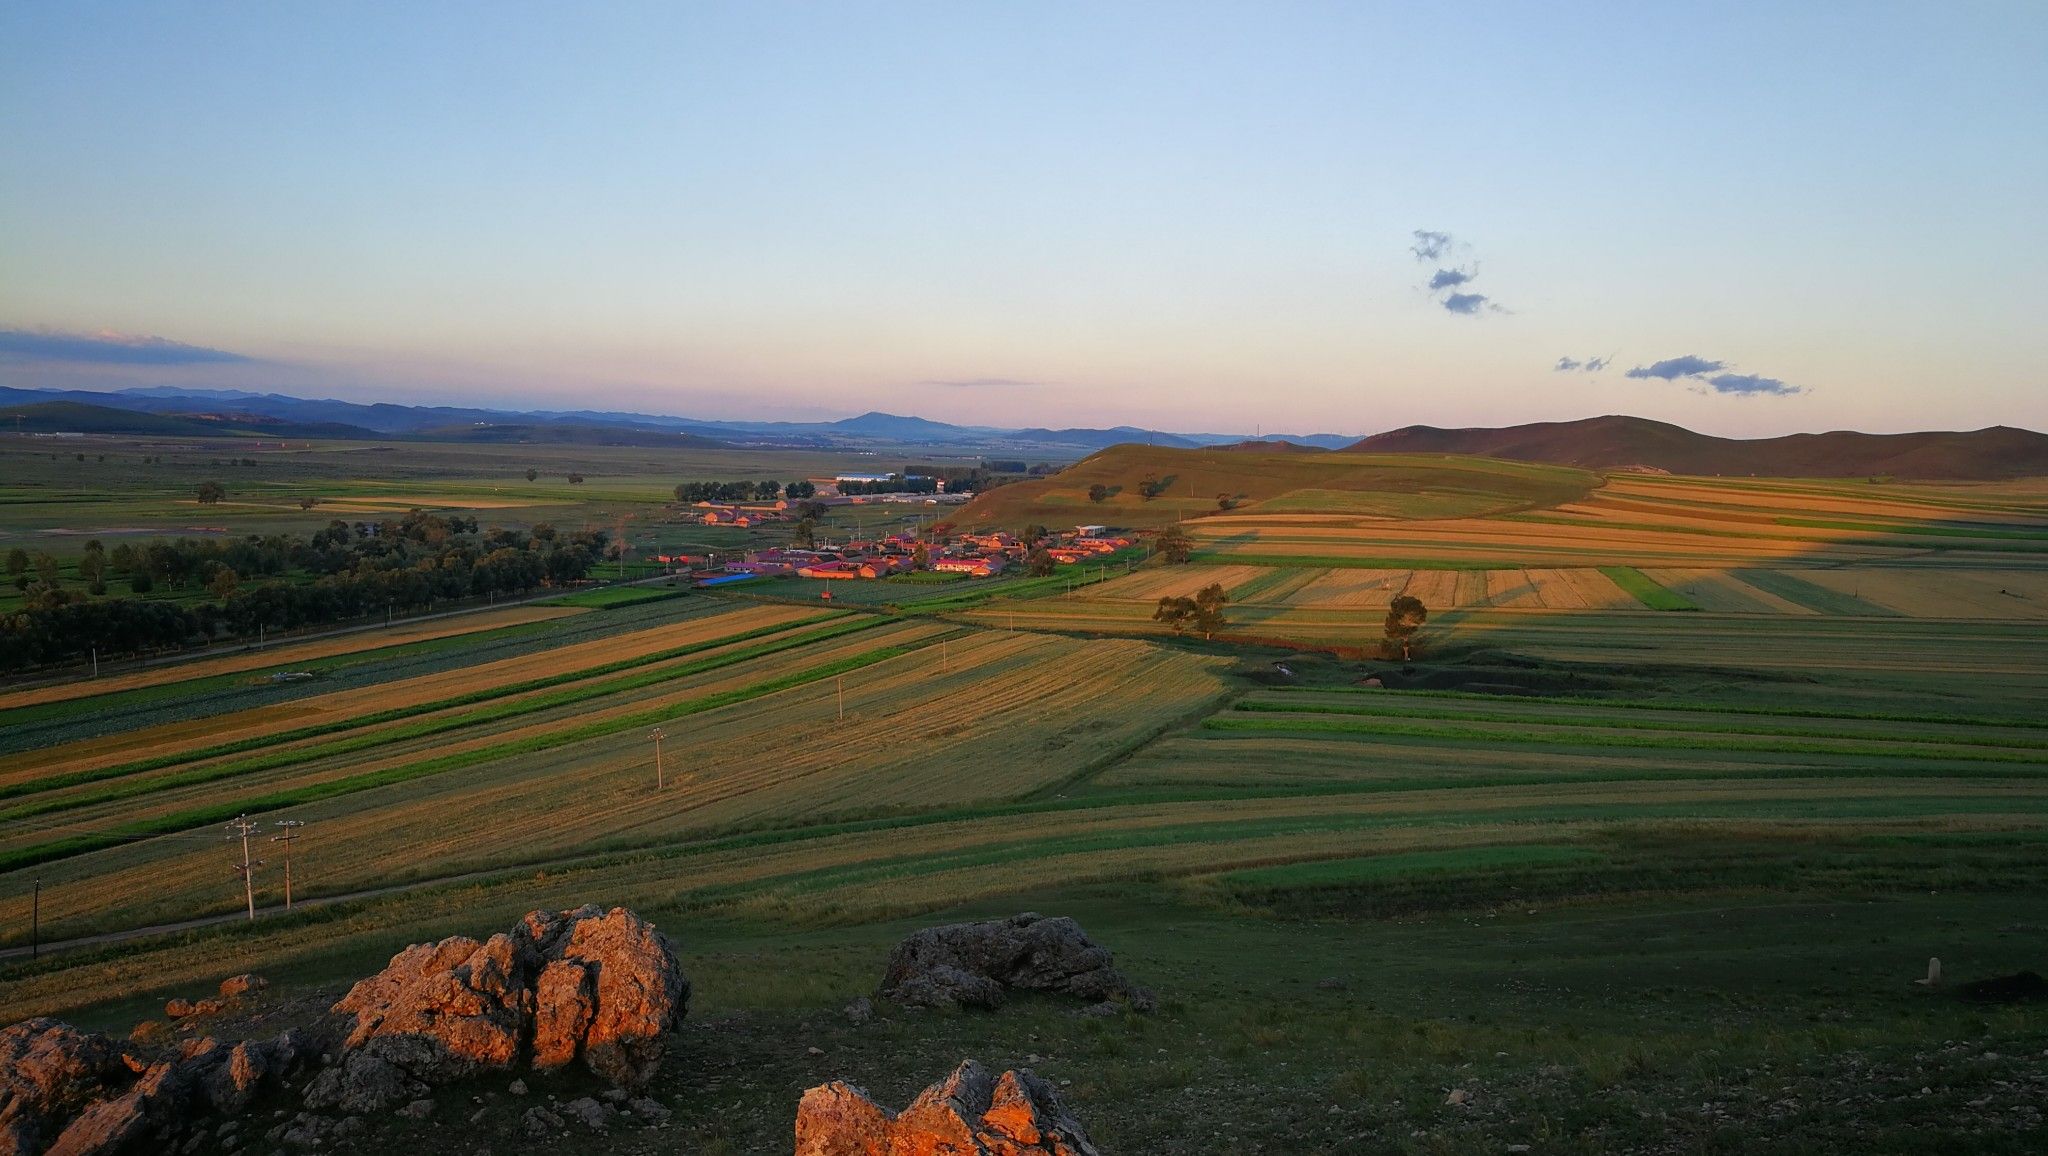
[1158,584,1228,638]
[785,479,816,500]
[754,480,782,501]
[33,553,60,586]
[1088,483,1111,503]
[1153,524,1193,564]
[1190,582,1228,639]
[911,541,929,567]
[298,496,319,510]
[1021,524,1050,548]
[1216,492,1238,511]
[208,566,240,601]
[1026,546,1056,577]
[1384,594,1427,661]
[1153,595,1194,634]
[1138,475,1167,500]
[566,473,585,485]
[196,481,226,504]
[4,549,26,579]
[525,468,539,482]
[791,518,817,550]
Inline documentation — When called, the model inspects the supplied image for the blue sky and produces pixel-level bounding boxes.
[2,1,2042,435]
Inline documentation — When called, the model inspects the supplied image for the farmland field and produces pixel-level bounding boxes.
[4,449,2046,1154]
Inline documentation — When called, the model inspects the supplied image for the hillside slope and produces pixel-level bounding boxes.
[955,443,1598,528]
[1349,415,2048,480]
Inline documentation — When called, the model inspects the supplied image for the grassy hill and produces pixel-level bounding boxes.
[1350,415,2048,480]
[955,443,1599,528]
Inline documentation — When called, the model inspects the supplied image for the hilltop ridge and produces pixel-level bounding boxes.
[1349,415,2048,480]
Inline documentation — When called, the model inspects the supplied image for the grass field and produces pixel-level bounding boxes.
[3,453,2046,1154]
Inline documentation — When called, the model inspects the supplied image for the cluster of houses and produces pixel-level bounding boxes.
[661,524,1132,587]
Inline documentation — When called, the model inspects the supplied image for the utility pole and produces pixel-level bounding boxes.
[90,648,98,679]
[30,878,38,959]
[836,674,845,720]
[270,821,304,909]
[649,727,666,789]
[225,815,263,921]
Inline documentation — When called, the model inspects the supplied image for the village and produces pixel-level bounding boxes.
[657,471,1134,587]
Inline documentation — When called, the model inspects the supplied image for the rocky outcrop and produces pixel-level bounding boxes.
[795,1060,1099,1156]
[310,904,687,1110]
[879,913,1153,1012]
[0,1019,131,1156]
[0,1022,303,1156]
[216,974,267,1001]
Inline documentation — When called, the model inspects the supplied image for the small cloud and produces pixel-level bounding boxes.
[921,377,1039,389]
[1554,356,1582,371]
[1624,353,1802,397]
[1441,293,1490,315]
[1428,268,1474,291]
[1583,355,1610,372]
[0,327,257,366]
[1554,353,1612,373]
[1410,230,1453,262]
[1707,372,1801,396]
[1625,355,1727,381]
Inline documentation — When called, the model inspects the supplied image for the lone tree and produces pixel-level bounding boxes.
[1154,582,1228,639]
[1087,483,1111,503]
[525,468,539,482]
[196,481,227,504]
[1384,594,1427,660]
[1026,545,1056,577]
[1153,524,1193,564]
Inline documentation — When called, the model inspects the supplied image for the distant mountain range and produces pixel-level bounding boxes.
[0,385,1359,454]
[1349,415,2048,480]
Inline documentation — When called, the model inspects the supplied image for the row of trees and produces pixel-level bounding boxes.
[673,480,815,503]
[1146,523,1427,658]
[1,513,610,667]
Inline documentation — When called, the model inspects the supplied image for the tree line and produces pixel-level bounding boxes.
[0,511,609,668]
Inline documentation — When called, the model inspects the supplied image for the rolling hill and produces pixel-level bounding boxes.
[954,443,1599,528]
[1348,415,2048,480]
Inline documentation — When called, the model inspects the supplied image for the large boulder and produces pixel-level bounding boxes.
[795,1060,1098,1156]
[878,913,1153,1012]
[0,1019,131,1156]
[323,904,687,1106]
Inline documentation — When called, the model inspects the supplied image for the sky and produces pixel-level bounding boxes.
[2,1,2043,437]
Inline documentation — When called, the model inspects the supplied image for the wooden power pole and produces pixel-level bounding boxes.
[270,820,305,909]
[225,815,263,921]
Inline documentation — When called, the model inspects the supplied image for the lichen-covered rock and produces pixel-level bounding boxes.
[795,1060,1098,1156]
[0,1019,131,1156]
[324,905,687,1106]
[878,913,1153,1012]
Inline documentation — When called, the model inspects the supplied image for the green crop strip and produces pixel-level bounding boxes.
[0,636,931,873]
[1188,553,1519,570]
[1202,714,2048,764]
[1229,699,2048,752]
[1598,566,1698,611]
[1249,684,2043,730]
[0,613,865,810]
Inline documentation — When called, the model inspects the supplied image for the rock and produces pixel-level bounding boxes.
[188,1001,225,1019]
[807,1047,825,1057]
[506,1080,528,1097]
[300,1053,428,1116]
[324,905,687,1104]
[878,913,1153,1012]
[46,1061,190,1156]
[1445,1088,1472,1106]
[1955,970,2048,1003]
[1076,1002,1121,1018]
[795,1059,1098,1156]
[218,976,269,1002]
[200,1041,273,1116]
[559,1097,615,1131]
[396,1099,434,1120]
[627,1097,670,1123]
[0,1019,132,1156]
[599,1087,628,1104]
[843,997,874,1026]
[521,1106,564,1138]
[163,1000,197,1021]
